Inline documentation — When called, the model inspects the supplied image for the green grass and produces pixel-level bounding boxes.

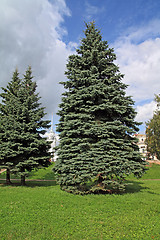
[0,163,56,180]
[1,162,159,181]
[0,180,160,239]
[127,163,160,180]
[27,163,56,180]
[141,163,160,179]
[0,164,160,239]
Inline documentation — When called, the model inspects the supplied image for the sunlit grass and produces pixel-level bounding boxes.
[127,163,160,181]
[0,163,160,240]
[0,163,55,181]
[0,162,160,182]
[0,180,160,240]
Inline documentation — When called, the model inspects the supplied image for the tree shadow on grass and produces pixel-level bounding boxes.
[0,179,159,195]
[147,190,160,196]
[124,180,148,194]
[26,180,57,188]
[90,180,149,195]
[0,179,57,188]
[0,180,149,191]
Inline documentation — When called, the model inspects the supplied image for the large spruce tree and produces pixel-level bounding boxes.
[55,22,146,194]
[0,67,51,185]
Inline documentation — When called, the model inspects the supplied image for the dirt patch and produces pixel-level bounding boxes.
[147,160,160,167]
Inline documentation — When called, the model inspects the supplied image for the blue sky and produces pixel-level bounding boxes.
[62,0,160,44]
[0,0,160,133]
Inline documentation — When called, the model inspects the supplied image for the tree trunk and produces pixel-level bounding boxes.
[6,168,12,185]
[21,175,26,186]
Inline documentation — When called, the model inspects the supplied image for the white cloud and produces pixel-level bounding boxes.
[115,38,160,102]
[0,0,73,122]
[113,19,160,126]
[120,19,160,44]
[135,101,157,123]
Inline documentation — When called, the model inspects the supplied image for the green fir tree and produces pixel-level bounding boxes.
[55,22,146,194]
[0,67,51,185]
[0,69,22,184]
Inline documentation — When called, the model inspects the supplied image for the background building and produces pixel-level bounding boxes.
[133,134,147,160]
[43,116,59,161]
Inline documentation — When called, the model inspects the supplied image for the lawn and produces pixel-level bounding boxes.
[127,163,160,180]
[0,164,160,240]
[0,163,56,180]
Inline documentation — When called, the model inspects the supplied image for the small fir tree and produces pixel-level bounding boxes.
[55,22,146,194]
[0,69,22,184]
[0,67,51,185]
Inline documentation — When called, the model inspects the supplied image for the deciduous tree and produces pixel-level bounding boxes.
[146,95,160,160]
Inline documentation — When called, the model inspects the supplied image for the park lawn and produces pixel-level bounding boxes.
[27,163,56,180]
[0,163,160,239]
[0,163,56,180]
[0,180,160,239]
[127,163,160,180]
[0,162,160,181]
